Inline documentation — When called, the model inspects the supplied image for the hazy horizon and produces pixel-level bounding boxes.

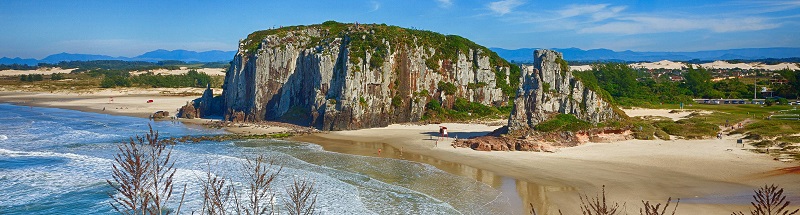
[2,0,799,58]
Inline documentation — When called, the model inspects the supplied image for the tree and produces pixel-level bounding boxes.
[682,66,717,98]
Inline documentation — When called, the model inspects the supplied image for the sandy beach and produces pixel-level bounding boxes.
[294,119,800,214]
[0,88,212,118]
[2,90,798,214]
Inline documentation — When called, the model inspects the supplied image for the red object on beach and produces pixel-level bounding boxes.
[147,99,154,103]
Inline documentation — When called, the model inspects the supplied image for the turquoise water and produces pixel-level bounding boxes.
[0,103,513,214]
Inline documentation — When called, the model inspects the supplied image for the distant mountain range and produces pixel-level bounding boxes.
[490,47,800,63]
[0,49,237,65]
[3,47,800,66]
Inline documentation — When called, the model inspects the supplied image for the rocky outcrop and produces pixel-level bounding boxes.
[177,102,198,119]
[177,85,221,119]
[452,128,632,151]
[508,49,624,132]
[151,111,170,119]
[452,49,629,152]
[216,22,515,131]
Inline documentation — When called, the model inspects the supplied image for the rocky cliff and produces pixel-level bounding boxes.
[508,49,624,132]
[214,21,519,130]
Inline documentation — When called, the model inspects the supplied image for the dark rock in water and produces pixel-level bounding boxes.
[177,85,223,120]
[177,102,198,119]
[151,110,170,119]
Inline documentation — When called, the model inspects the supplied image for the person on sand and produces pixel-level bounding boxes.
[436,126,448,147]
[377,148,382,156]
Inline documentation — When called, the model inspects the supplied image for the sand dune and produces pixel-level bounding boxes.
[0,67,225,77]
[573,60,799,71]
[568,65,592,71]
[0,67,76,76]
[630,60,689,70]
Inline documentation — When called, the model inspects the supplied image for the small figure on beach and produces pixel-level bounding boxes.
[436,126,448,147]
[377,148,382,156]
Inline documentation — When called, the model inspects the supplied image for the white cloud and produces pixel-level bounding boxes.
[496,3,782,35]
[557,4,608,18]
[579,16,780,34]
[488,0,525,15]
[436,0,452,8]
[369,1,381,12]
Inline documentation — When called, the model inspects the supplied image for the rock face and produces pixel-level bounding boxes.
[216,22,516,131]
[178,85,221,119]
[508,49,623,132]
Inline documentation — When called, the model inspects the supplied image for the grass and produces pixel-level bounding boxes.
[742,120,800,138]
[651,104,800,139]
[534,114,593,132]
[0,73,101,92]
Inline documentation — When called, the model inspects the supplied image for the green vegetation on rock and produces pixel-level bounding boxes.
[239,21,522,99]
[437,81,457,95]
[534,114,593,132]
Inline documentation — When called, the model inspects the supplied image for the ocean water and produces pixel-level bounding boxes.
[0,103,513,214]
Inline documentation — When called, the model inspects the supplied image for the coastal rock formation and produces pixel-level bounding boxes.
[215,22,517,130]
[177,102,198,119]
[452,49,629,151]
[179,84,222,119]
[151,111,170,119]
[508,49,623,132]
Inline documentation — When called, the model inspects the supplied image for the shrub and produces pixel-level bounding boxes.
[391,95,403,108]
[437,81,457,95]
[50,73,65,81]
[467,82,487,90]
[101,76,132,88]
[534,114,593,132]
[425,58,440,71]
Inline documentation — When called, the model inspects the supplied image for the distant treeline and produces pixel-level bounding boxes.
[0,64,38,70]
[0,60,230,71]
[575,63,800,107]
[98,69,213,88]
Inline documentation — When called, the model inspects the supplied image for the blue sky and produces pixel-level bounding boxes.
[1,0,799,58]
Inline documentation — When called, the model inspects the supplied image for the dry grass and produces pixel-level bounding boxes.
[732,184,799,215]
[529,184,798,215]
[641,198,679,215]
[108,127,320,215]
[199,163,231,215]
[579,185,623,215]
[284,179,318,215]
[106,125,184,215]
[235,155,281,215]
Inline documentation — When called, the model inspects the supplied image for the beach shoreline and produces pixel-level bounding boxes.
[2,90,799,214]
[294,123,800,214]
